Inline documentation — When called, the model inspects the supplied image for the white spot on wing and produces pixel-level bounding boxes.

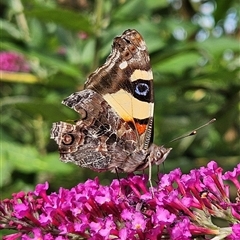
[119,61,128,69]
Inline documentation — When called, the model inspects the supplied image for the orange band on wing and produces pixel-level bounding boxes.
[135,123,147,135]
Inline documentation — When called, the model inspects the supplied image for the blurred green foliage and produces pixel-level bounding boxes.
[0,0,239,200]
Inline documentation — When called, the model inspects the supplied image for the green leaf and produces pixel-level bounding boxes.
[13,100,78,122]
[197,37,240,56]
[1,141,42,173]
[1,141,73,176]
[154,51,201,74]
[146,0,169,10]
[24,4,93,33]
[0,19,22,39]
[113,0,149,20]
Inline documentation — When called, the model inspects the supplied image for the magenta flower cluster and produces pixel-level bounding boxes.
[1,161,239,239]
[0,51,30,72]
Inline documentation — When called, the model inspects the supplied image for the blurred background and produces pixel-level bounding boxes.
[1,0,239,199]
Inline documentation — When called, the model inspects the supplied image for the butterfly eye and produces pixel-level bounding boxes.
[135,82,149,96]
[156,150,162,158]
[62,134,74,145]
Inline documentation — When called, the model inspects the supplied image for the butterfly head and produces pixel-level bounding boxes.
[149,144,172,166]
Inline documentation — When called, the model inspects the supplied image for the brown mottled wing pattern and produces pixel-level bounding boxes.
[51,89,148,172]
[50,29,172,173]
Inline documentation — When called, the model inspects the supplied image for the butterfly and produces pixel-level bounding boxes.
[51,29,171,174]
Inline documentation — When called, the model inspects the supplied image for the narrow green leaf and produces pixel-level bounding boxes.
[24,4,93,33]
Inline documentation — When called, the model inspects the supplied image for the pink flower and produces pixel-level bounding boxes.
[0,161,239,239]
[0,52,30,72]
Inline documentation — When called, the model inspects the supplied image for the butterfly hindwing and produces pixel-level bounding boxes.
[51,89,148,172]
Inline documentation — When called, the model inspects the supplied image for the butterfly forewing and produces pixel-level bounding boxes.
[85,29,154,150]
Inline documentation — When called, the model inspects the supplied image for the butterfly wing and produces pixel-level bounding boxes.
[50,89,148,173]
[85,29,154,150]
[50,29,172,173]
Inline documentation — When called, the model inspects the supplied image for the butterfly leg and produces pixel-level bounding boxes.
[115,167,125,197]
[148,158,154,197]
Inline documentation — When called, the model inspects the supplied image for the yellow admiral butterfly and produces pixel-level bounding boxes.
[51,29,171,174]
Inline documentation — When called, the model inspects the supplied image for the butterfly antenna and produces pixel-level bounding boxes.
[170,118,216,143]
